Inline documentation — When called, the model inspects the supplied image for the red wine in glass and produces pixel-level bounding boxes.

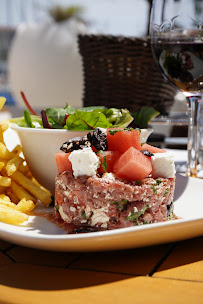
[152,31,203,94]
[150,0,203,178]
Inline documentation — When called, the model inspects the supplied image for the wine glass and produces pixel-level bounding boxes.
[150,0,203,177]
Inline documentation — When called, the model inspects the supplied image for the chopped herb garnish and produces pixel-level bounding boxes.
[164,188,170,196]
[108,127,137,136]
[168,212,174,220]
[156,180,162,185]
[54,205,59,213]
[143,220,152,225]
[125,204,149,224]
[151,185,157,194]
[136,180,142,186]
[96,150,107,172]
[81,210,86,219]
[110,199,128,212]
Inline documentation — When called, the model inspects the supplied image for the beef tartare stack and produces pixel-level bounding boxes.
[54,128,176,233]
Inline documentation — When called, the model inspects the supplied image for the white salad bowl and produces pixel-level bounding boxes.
[8,125,153,193]
[9,124,87,193]
[139,128,153,143]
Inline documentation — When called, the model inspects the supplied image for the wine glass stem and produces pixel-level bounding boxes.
[186,96,201,177]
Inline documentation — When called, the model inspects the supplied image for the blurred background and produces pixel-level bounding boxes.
[0,0,151,108]
[0,0,202,173]
[0,0,150,35]
[0,0,191,143]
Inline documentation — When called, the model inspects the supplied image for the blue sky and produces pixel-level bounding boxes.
[0,0,150,37]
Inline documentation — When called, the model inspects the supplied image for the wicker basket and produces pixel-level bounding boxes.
[78,34,177,115]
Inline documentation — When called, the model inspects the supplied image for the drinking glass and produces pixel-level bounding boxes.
[150,0,203,177]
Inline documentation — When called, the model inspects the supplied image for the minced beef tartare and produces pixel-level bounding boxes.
[54,128,176,233]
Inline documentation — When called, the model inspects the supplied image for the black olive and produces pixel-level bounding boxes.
[141,150,154,157]
[91,128,108,151]
[167,201,173,216]
[60,128,108,153]
[70,227,99,234]
[60,135,91,153]
[109,216,119,224]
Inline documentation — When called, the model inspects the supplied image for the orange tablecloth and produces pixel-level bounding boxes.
[0,236,202,304]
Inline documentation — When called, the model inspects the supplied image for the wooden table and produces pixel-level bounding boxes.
[0,236,202,304]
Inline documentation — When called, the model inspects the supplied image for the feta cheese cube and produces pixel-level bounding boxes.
[151,152,176,178]
[69,147,100,178]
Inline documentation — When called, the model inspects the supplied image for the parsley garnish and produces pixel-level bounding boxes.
[110,199,128,212]
[108,127,138,135]
[125,204,150,224]
[136,180,142,185]
[81,211,86,219]
[151,185,157,194]
[54,205,59,213]
[164,188,170,196]
[168,212,174,220]
[96,150,107,172]
[156,180,162,185]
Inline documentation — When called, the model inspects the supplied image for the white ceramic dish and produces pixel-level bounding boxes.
[8,125,87,192]
[7,125,152,193]
[0,174,202,252]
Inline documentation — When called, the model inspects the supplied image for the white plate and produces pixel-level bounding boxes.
[0,173,202,252]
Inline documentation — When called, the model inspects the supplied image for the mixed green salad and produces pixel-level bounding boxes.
[10,91,159,130]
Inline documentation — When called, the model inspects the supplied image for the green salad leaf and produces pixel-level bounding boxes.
[10,99,159,130]
[24,109,35,128]
[45,104,76,128]
[66,110,111,130]
[10,115,42,127]
[78,106,106,112]
[131,107,159,129]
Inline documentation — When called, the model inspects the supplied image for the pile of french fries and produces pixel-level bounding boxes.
[0,118,52,226]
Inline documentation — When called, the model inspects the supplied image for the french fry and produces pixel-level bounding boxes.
[0,197,16,208]
[0,161,5,170]
[0,119,10,133]
[0,185,6,194]
[6,189,19,205]
[18,162,32,177]
[11,145,23,156]
[0,197,35,213]
[10,180,36,202]
[0,142,16,160]
[0,132,4,143]
[11,170,51,206]
[16,198,35,213]
[0,204,28,225]
[0,119,53,226]
[32,177,51,195]
[6,155,23,176]
[0,175,11,187]
[0,194,10,201]
[0,97,6,111]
